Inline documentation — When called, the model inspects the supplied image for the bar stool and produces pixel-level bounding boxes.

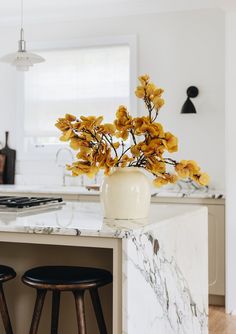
[0,265,16,334]
[22,266,112,334]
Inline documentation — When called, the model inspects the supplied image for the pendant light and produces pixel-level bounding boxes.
[0,0,45,71]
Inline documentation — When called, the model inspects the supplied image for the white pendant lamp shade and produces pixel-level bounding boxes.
[1,29,45,71]
[0,1,45,71]
[1,51,45,72]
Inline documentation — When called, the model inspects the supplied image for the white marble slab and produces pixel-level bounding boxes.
[0,201,205,238]
[0,201,208,333]
[123,207,208,334]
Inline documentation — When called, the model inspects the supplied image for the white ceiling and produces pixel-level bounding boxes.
[0,0,235,26]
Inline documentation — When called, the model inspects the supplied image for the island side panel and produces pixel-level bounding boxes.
[122,207,208,334]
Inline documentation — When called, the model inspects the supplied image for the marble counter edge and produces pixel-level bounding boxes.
[0,206,208,240]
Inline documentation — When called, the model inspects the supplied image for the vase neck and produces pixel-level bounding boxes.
[114,167,141,173]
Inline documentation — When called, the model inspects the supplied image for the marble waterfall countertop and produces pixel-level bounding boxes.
[0,201,204,238]
[0,201,208,334]
[0,184,225,199]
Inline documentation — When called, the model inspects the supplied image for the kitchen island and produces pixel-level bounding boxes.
[0,201,208,334]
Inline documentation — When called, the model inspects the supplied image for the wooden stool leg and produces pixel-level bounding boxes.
[51,291,60,334]
[73,290,87,334]
[0,284,13,334]
[90,288,108,334]
[29,289,46,334]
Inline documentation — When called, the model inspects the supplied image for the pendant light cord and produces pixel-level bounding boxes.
[19,0,25,51]
[21,0,23,30]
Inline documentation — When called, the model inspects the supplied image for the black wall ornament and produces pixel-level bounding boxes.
[181,86,199,114]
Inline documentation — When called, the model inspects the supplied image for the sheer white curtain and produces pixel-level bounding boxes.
[23,45,130,146]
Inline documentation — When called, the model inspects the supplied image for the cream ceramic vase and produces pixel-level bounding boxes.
[100,167,151,219]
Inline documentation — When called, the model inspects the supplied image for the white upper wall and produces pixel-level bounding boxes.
[0,0,232,25]
[0,9,225,188]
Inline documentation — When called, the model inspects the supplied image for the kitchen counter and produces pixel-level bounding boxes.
[0,184,225,200]
[0,201,208,334]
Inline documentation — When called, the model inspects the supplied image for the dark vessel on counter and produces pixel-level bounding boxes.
[0,131,16,184]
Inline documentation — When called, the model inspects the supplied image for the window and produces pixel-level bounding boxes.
[19,41,135,158]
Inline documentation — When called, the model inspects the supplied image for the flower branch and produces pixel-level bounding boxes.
[55,74,209,187]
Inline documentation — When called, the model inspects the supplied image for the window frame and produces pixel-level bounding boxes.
[16,35,137,161]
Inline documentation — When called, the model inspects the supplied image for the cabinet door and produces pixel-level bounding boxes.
[208,205,225,296]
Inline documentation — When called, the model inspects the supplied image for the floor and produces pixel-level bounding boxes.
[209,306,236,334]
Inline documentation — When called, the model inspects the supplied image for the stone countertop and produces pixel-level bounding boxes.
[0,184,225,199]
[0,201,206,239]
[0,201,208,334]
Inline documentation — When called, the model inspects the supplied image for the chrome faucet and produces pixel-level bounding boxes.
[55,147,74,186]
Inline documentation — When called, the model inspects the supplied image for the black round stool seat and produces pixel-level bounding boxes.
[22,266,112,289]
[0,265,16,283]
[22,265,113,334]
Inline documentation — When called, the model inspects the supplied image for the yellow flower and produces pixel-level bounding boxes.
[119,154,134,167]
[114,105,132,139]
[147,157,166,174]
[69,137,84,150]
[163,132,178,153]
[138,74,150,86]
[198,173,210,186]
[135,86,145,98]
[133,116,149,135]
[141,139,164,156]
[153,173,178,188]
[153,97,165,109]
[153,176,169,188]
[146,83,157,97]
[131,144,142,157]
[98,123,116,135]
[186,160,200,175]
[133,118,164,137]
[113,142,120,149]
[80,115,103,130]
[102,149,119,175]
[147,123,164,137]
[175,160,204,180]
[55,118,72,132]
[67,161,98,178]
[65,114,76,121]
[60,129,74,141]
[96,144,108,168]
[175,162,190,178]
[116,130,129,140]
[166,174,178,184]
[153,88,164,97]
[115,105,129,119]
[76,147,93,162]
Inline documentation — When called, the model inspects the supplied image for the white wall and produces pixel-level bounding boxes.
[0,9,225,188]
[225,11,236,314]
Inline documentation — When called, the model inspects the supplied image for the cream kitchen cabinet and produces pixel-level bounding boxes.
[208,204,225,296]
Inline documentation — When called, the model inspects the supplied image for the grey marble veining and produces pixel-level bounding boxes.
[0,201,208,333]
[122,206,208,334]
